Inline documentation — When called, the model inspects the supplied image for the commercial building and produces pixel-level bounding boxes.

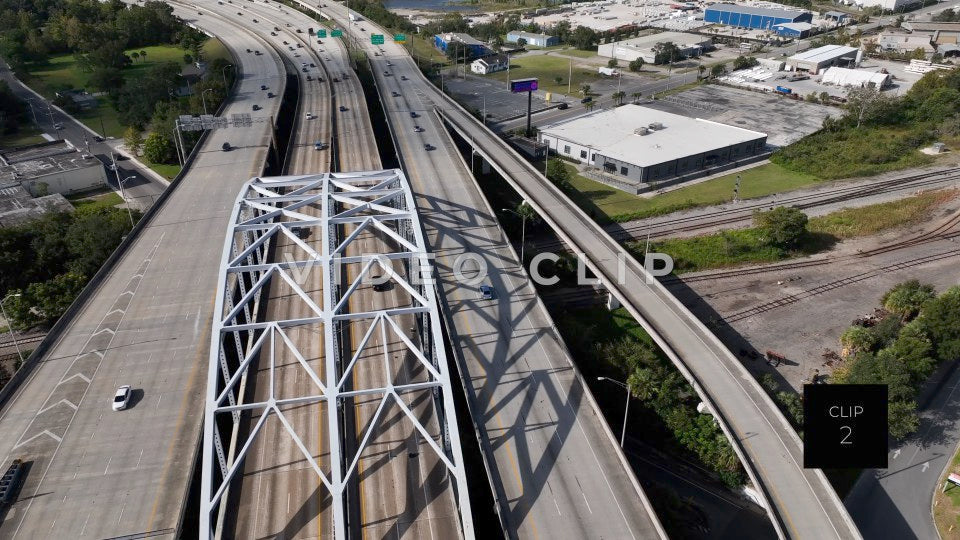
[0,140,107,196]
[538,105,767,190]
[786,44,859,73]
[471,54,509,74]
[853,0,915,11]
[433,32,490,58]
[598,32,712,63]
[0,181,73,227]
[875,32,935,54]
[506,30,559,47]
[902,21,960,45]
[704,4,812,30]
[773,22,814,38]
[821,67,891,88]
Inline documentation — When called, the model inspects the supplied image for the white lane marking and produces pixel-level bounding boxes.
[58,372,91,385]
[37,399,78,415]
[117,501,126,524]
[581,491,593,514]
[136,448,144,469]
[156,394,163,409]
[13,429,62,449]
[893,448,901,459]
[79,514,90,536]
[104,456,112,475]
[923,462,930,472]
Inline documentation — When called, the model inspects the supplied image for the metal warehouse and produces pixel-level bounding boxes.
[538,105,767,191]
[704,3,812,30]
[506,31,559,47]
[598,32,712,63]
[787,44,859,74]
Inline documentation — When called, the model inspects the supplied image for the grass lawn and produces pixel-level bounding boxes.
[563,162,819,223]
[554,48,598,59]
[22,38,228,139]
[492,54,601,96]
[145,160,182,180]
[69,191,123,212]
[0,125,46,148]
[642,190,953,273]
[408,35,450,67]
[934,447,960,539]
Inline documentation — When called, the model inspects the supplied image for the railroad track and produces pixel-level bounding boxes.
[0,334,46,350]
[671,208,960,284]
[534,167,960,252]
[723,247,960,323]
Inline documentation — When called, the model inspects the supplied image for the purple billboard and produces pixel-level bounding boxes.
[510,78,539,93]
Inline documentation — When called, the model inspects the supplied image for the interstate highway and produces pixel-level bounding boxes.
[292,2,669,538]
[0,9,284,539]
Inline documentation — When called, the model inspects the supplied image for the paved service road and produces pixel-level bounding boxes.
[0,9,283,539]
[846,363,960,540]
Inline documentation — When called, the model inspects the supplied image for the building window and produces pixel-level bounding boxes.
[620,166,628,175]
[580,150,587,159]
[564,145,571,154]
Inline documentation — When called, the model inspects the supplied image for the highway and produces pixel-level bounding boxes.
[290,2,669,539]
[0,7,285,538]
[300,3,862,538]
[196,1,465,537]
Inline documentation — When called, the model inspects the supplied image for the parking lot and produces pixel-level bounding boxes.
[442,71,561,122]
[643,84,836,146]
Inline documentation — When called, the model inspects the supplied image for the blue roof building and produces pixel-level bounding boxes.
[433,33,490,59]
[704,4,812,31]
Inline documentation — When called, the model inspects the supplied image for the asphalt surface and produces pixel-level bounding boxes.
[846,362,960,540]
[0,8,285,539]
[0,59,166,209]
[306,2,670,538]
[429,35,864,540]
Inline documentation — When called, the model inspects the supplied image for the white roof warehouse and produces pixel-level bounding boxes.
[538,105,767,190]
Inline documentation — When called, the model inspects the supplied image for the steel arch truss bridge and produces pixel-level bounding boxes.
[202,171,474,539]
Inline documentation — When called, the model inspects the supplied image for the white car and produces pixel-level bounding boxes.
[305,112,313,119]
[112,385,131,411]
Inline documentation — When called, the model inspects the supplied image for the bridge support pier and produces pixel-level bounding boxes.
[606,291,620,310]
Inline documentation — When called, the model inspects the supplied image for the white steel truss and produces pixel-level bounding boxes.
[201,170,474,539]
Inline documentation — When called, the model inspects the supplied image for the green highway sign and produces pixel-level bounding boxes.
[316,29,327,38]
[331,29,343,37]
[393,33,406,42]
[371,34,384,45]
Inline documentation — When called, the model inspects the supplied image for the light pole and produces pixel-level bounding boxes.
[201,88,214,115]
[597,376,632,448]
[25,98,38,124]
[118,175,136,228]
[1,293,24,364]
[502,205,530,263]
[221,64,233,87]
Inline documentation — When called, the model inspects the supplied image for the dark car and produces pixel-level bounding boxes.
[270,31,277,36]
[478,285,494,300]
[371,276,392,292]
[302,67,308,72]
[310,62,315,67]
[267,92,274,98]
[222,142,231,151]
[580,96,592,104]
[254,50,261,55]
[557,102,569,110]
[339,105,348,112]
[252,18,258,23]
[424,143,434,151]
[260,84,267,90]
[252,104,261,111]
[246,48,252,53]
[409,111,418,118]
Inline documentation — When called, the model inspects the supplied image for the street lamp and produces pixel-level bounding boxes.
[502,204,531,264]
[118,175,137,228]
[1,294,24,364]
[201,88,215,115]
[597,376,633,448]
[221,64,233,87]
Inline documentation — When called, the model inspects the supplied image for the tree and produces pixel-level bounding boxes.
[142,131,175,164]
[753,206,808,248]
[584,100,597,112]
[846,86,893,128]
[131,51,140,62]
[546,159,571,191]
[732,55,759,71]
[140,49,147,61]
[918,286,960,362]
[607,58,618,69]
[124,126,144,156]
[819,91,831,104]
[697,64,706,80]
[629,57,644,72]
[710,62,727,78]
[631,91,642,103]
[839,325,878,353]
[579,83,591,96]
[612,90,626,106]
[89,66,124,92]
[888,399,920,439]
[570,26,597,50]
[183,53,193,65]
[516,37,527,47]
[882,280,935,320]
[652,41,682,65]
[554,75,563,85]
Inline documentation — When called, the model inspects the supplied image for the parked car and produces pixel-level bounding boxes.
[112,385,132,411]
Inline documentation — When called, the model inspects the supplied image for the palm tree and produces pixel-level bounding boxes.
[612,91,626,106]
[631,91,642,103]
[554,75,563,85]
[140,50,147,62]
[697,64,706,80]
[584,100,597,112]
[131,51,140,63]
[579,83,591,96]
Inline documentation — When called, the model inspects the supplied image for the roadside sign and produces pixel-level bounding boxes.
[393,33,406,42]
[317,29,327,38]
[510,78,539,93]
[950,473,960,485]
[371,34,384,45]
[332,29,343,37]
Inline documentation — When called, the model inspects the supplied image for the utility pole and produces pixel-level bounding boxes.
[1,293,24,364]
[568,57,572,94]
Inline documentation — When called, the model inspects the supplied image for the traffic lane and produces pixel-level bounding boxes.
[402,103,650,539]
[846,361,960,539]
